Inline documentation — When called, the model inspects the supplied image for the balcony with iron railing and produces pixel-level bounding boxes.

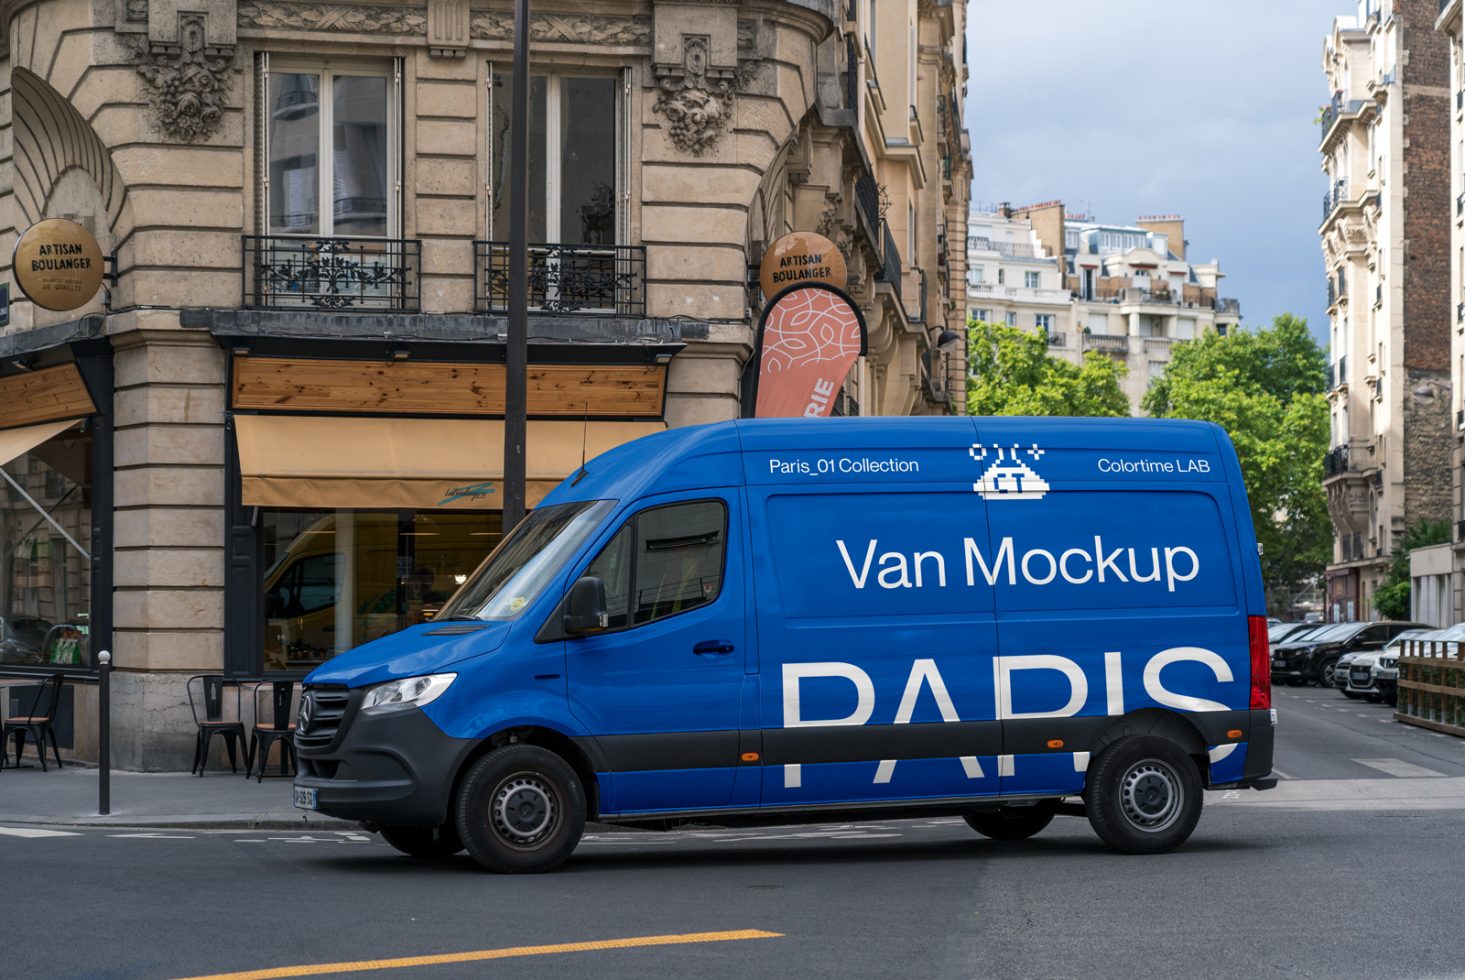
[473,242,645,316]
[1319,94,1368,146]
[1083,333,1130,354]
[1322,181,1348,222]
[242,236,421,312]
[968,237,1038,258]
[877,222,903,305]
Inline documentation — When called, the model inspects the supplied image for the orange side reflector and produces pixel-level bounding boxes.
[740,752,760,762]
[1226,729,1243,740]
[1046,739,1064,749]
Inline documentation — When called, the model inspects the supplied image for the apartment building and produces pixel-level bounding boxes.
[966,201,1241,414]
[1319,0,1451,622]
[0,0,971,767]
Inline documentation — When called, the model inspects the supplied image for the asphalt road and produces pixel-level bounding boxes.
[9,688,1465,980]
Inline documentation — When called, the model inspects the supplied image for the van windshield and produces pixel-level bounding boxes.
[435,500,613,622]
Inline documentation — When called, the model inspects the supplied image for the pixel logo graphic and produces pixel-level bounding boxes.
[971,443,1049,500]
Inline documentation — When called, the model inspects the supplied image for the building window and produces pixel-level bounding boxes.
[970,264,984,284]
[262,510,501,671]
[1004,311,1016,327]
[971,308,991,323]
[1,423,92,668]
[1034,313,1054,331]
[1024,271,1040,289]
[997,268,1006,285]
[266,62,398,237]
[491,70,622,244]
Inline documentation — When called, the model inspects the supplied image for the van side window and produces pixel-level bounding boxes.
[584,500,726,631]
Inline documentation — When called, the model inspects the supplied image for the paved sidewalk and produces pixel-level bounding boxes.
[0,762,352,830]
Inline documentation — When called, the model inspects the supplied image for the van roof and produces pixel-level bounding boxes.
[537,416,1232,507]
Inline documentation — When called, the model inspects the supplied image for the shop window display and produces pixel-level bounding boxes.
[261,509,500,671]
[0,427,92,667]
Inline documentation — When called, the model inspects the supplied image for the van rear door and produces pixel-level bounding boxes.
[974,419,1251,796]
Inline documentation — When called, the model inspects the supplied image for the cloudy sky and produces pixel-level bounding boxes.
[964,0,1347,345]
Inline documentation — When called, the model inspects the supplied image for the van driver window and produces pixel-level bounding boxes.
[584,500,726,631]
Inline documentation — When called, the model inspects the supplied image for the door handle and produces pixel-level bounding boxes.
[693,640,735,656]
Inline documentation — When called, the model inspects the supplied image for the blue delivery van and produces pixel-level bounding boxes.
[292,417,1276,872]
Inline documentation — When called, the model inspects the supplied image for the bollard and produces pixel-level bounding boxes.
[97,650,111,816]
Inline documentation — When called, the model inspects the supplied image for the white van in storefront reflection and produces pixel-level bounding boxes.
[262,512,496,672]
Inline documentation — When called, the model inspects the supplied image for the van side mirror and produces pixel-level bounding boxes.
[563,576,609,635]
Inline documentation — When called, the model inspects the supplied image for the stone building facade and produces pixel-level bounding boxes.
[0,0,972,768]
[1319,0,1451,623]
[965,201,1242,415]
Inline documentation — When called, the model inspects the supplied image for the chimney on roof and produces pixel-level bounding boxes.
[998,201,1012,218]
[1136,215,1185,260]
[1012,200,1065,262]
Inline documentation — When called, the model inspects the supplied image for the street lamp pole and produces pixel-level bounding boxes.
[503,0,530,532]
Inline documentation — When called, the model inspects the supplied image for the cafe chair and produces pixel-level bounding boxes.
[248,680,297,782]
[4,672,65,771]
[187,675,247,776]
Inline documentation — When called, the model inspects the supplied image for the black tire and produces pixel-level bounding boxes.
[963,800,1058,840]
[379,823,464,858]
[455,744,586,874]
[1084,735,1203,855]
[1315,658,1339,687]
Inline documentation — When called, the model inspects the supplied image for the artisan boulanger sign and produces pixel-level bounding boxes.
[758,231,847,300]
[13,219,104,312]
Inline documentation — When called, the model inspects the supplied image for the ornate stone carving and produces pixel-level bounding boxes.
[135,10,235,142]
[471,11,651,46]
[428,0,469,57]
[654,35,737,156]
[126,0,149,23]
[237,2,427,35]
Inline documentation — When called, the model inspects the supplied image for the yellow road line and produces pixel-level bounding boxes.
[172,929,784,980]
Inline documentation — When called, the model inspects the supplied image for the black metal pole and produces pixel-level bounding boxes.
[503,0,530,532]
[97,650,111,815]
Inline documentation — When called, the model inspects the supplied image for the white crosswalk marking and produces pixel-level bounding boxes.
[1354,758,1447,778]
[1213,776,1465,811]
[0,827,80,838]
[109,833,195,839]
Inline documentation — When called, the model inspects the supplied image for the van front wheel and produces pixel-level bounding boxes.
[963,800,1057,840]
[456,744,586,873]
[1084,735,1202,854]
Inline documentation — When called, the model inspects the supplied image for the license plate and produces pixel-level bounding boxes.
[1272,657,1284,667]
[293,785,318,811]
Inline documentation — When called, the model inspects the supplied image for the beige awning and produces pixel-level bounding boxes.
[0,418,80,468]
[234,415,666,510]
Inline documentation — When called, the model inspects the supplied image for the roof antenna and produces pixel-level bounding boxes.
[571,402,590,486]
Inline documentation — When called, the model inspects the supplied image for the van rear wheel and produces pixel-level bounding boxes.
[963,800,1057,840]
[1084,735,1202,854]
[379,823,463,858]
[456,744,586,874]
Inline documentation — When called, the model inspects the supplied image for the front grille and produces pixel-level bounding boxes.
[1350,668,1372,684]
[295,685,351,750]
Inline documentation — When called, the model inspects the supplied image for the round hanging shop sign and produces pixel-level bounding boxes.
[758,230,847,300]
[13,218,105,312]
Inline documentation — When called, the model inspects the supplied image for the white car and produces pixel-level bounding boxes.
[1347,629,1451,703]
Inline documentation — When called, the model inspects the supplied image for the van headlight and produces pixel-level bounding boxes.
[361,673,456,713]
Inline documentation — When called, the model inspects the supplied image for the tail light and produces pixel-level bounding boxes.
[1248,615,1271,710]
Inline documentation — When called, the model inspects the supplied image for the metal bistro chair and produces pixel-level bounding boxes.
[187,675,248,776]
[248,680,297,782]
[4,672,65,771]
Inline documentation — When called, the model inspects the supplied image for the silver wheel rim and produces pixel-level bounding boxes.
[1119,759,1183,833]
[1322,662,1336,685]
[491,772,558,847]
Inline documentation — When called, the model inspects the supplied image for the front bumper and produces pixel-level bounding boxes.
[293,694,477,829]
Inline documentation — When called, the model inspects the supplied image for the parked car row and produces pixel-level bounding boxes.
[1268,619,1465,707]
[1267,620,1427,689]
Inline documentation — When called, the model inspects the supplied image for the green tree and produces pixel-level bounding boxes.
[966,320,1129,418]
[1373,520,1450,620]
[1142,313,1331,605]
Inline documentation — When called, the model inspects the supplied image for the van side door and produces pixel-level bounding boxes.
[562,489,749,815]
[742,421,1003,808]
